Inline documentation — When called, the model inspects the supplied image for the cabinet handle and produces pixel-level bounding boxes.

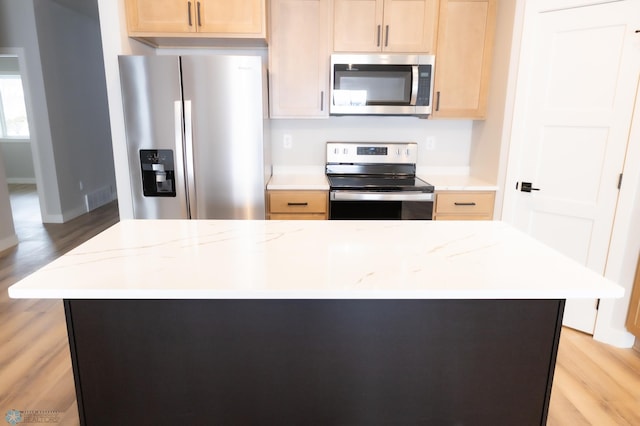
[320,91,324,111]
[436,91,441,112]
[377,25,381,47]
[385,25,389,47]
[288,202,309,206]
[197,1,202,26]
[454,202,476,206]
[188,1,192,26]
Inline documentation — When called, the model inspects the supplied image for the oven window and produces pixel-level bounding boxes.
[330,201,433,220]
[334,65,412,105]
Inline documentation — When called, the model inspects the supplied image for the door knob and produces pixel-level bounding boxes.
[520,182,540,193]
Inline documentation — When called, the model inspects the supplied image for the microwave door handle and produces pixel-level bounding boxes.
[410,65,419,106]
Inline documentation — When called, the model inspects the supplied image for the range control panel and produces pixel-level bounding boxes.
[326,142,418,164]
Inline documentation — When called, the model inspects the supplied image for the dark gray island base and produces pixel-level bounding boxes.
[64,299,564,426]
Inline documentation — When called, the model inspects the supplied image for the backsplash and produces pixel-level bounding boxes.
[270,116,472,170]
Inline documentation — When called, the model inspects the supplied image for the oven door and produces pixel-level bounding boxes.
[329,191,433,220]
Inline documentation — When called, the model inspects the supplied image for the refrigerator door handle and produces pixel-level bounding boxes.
[174,101,196,219]
[182,100,197,219]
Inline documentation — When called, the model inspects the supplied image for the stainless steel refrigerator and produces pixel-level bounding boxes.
[118,55,271,219]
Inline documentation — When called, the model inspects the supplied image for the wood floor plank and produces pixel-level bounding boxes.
[1,186,119,425]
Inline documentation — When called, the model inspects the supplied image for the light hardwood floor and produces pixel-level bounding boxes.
[1,184,639,425]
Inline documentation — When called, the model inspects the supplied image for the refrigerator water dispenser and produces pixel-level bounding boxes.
[140,149,176,197]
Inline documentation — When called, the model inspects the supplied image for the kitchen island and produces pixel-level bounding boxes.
[9,220,623,426]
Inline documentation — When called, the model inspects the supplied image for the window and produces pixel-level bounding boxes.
[0,75,30,139]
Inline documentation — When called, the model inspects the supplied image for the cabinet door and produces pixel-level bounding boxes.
[434,191,495,220]
[382,0,438,52]
[432,0,496,118]
[270,0,329,118]
[126,0,195,33]
[333,0,384,52]
[197,0,265,35]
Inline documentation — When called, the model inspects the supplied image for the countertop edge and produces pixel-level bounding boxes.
[9,288,624,300]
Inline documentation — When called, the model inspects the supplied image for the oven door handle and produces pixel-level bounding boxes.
[330,191,433,202]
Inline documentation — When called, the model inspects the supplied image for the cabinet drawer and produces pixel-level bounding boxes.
[270,213,327,220]
[268,191,328,214]
[435,191,495,215]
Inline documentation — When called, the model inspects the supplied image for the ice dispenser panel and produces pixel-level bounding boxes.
[140,149,176,197]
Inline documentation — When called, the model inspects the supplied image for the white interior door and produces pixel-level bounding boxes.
[503,0,640,333]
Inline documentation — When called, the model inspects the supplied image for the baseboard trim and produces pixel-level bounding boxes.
[6,178,37,184]
[0,234,18,253]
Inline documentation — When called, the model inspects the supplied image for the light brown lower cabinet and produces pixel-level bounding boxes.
[267,190,328,220]
[625,253,640,341]
[434,191,495,220]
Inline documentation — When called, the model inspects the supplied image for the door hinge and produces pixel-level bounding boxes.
[617,173,623,190]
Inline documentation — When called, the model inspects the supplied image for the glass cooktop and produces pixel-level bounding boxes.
[327,175,434,192]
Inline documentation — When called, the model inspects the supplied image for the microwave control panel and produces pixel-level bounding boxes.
[416,65,432,107]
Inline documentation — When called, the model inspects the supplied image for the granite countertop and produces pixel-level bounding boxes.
[8,220,623,300]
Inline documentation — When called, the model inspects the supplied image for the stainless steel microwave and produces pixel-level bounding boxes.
[330,54,435,117]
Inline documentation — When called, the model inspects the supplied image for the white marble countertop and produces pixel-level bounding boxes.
[267,172,497,192]
[8,220,623,300]
[267,174,330,190]
[421,175,498,191]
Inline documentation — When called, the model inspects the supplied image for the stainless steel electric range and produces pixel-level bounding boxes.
[326,142,434,220]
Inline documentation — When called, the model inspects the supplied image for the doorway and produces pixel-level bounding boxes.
[502,0,640,334]
[0,52,42,231]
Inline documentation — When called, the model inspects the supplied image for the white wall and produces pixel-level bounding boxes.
[0,141,35,183]
[0,0,116,223]
[33,0,116,219]
[0,149,17,252]
[97,0,153,220]
[271,117,471,173]
[0,54,36,183]
[0,0,64,221]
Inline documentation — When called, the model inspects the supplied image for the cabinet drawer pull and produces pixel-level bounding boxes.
[188,1,192,26]
[454,202,476,206]
[287,202,309,206]
[377,25,381,47]
[197,1,202,26]
[385,25,389,47]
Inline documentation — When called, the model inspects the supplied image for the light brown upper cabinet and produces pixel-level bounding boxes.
[333,0,439,53]
[431,0,496,119]
[269,0,330,118]
[126,0,266,38]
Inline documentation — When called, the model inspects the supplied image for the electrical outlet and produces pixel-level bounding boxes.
[283,134,292,149]
[425,137,436,151]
